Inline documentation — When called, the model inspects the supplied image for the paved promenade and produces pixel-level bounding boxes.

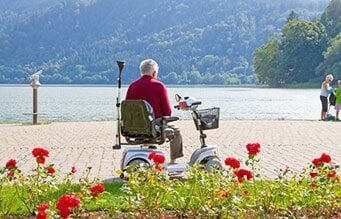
[0,120,340,180]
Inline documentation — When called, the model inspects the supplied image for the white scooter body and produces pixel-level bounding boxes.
[120,144,220,177]
[118,95,222,178]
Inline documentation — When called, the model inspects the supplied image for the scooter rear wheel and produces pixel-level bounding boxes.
[204,157,223,172]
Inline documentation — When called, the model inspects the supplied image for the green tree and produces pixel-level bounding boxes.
[187,71,202,84]
[254,0,339,87]
[209,74,225,84]
[0,0,329,84]
[162,72,179,84]
[317,33,341,79]
[321,0,341,38]
[279,20,327,83]
[286,10,299,23]
[224,74,241,85]
[253,39,281,86]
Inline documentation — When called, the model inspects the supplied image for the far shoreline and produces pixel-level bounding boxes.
[0,83,321,89]
[0,83,265,88]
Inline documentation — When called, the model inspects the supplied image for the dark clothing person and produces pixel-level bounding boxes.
[320,96,328,113]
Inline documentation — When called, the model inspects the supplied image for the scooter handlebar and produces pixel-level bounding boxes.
[191,101,202,106]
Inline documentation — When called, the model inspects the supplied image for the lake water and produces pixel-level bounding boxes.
[0,85,326,122]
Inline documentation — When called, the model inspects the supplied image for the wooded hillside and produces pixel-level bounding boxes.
[0,0,327,84]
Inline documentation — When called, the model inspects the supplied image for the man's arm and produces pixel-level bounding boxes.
[159,84,172,116]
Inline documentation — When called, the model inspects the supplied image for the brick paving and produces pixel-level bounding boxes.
[0,120,340,180]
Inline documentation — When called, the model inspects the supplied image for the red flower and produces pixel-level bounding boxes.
[56,194,80,219]
[148,152,156,160]
[320,153,331,163]
[36,211,47,219]
[32,148,49,164]
[312,153,332,167]
[234,169,253,183]
[38,203,49,212]
[58,207,70,219]
[242,190,250,195]
[71,166,77,174]
[310,172,318,178]
[90,184,105,197]
[32,148,49,157]
[312,158,322,167]
[5,159,17,170]
[327,170,337,178]
[46,166,55,175]
[246,143,261,155]
[148,152,165,164]
[310,182,317,188]
[57,194,80,208]
[7,171,15,178]
[224,157,240,169]
[154,154,165,164]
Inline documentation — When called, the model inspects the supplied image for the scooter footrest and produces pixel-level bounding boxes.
[112,144,121,150]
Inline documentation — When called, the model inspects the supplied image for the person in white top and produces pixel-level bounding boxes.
[320,74,334,120]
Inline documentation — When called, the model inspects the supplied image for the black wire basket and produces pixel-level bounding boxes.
[192,107,220,130]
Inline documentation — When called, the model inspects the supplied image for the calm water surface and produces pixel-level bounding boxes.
[0,85,324,122]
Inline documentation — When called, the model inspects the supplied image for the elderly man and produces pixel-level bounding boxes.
[125,59,183,163]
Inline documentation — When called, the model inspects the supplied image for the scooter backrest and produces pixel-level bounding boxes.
[121,100,157,138]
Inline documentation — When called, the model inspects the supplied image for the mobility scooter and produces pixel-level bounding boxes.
[112,61,222,178]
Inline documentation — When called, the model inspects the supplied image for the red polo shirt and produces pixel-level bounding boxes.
[125,75,172,118]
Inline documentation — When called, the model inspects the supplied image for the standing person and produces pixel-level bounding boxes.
[320,74,334,120]
[125,59,184,163]
[335,80,341,121]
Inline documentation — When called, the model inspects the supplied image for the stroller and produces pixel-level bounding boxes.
[326,93,336,121]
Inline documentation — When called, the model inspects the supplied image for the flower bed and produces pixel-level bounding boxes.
[0,144,340,218]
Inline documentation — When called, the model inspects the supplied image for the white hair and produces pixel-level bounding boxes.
[326,74,334,81]
[139,59,159,75]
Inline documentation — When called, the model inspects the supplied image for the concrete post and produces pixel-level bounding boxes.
[29,70,42,125]
[32,87,38,124]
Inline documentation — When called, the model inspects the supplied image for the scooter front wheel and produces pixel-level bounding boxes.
[204,157,223,172]
[121,158,150,179]
[126,158,150,173]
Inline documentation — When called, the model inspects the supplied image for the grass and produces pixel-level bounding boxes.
[0,121,51,125]
[0,182,124,216]
[21,121,51,125]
